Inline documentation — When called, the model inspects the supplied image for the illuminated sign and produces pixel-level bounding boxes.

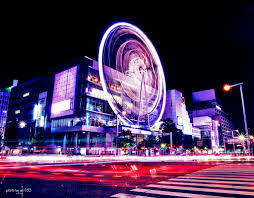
[35,92,47,127]
[51,66,77,118]
[51,99,71,113]
[33,104,40,120]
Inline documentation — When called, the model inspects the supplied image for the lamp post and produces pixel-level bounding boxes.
[223,83,250,155]
[116,110,127,155]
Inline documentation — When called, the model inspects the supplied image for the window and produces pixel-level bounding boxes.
[23,92,30,97]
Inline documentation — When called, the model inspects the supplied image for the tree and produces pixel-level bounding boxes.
[137,135,160,149]
[114,129,135,148]
[160,118,183,147]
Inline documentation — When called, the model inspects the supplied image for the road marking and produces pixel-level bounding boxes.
[171,178,254,185]
[111,163,254,198]
[159,181,254,191]
[199,170,254,172]
[131,188,232,198]
[178,175,254,181]
[188,174,254,178]
[111,193,153,198]
[192,172,254,175]
[147,184,254,196]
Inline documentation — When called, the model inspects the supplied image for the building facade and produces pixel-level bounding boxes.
[162,89,192,136]
[6,76,52,146]
[0,80,18,141]
[190,89,234,146]
[0,87,11,140]
[50,57,156,154]
[50,57,116,154]
[192,116,220,152]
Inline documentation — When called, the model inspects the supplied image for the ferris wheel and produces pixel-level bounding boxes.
[98,22,166,129]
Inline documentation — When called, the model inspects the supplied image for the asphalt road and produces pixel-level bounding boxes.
[0,158,253,197]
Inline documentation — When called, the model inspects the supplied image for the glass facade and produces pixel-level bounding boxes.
[51,66,77,118]
[85,68,114,127]
[51,63,115,130]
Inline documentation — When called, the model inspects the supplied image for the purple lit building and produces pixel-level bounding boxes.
[50,57,155,155]
[162,89,192,136]
[0,80,18,141]
[50,57,117,154]
[0,88,11,140]
[190,89,234,147]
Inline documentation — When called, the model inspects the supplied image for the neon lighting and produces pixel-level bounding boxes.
[38,115,44,127]
[33,104,39,120]
[98,22,166,129]
[51,66,77,118]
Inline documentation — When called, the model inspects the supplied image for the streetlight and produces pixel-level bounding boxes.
[223,82,250,155]
[19,121,26,128]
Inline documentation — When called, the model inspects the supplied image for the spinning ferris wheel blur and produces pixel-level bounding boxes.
[98,22,166,129]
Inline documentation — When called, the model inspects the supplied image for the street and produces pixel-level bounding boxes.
[0,155,253,197]
[112,162,254,197]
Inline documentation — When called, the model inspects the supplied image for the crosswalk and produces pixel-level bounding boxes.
[111,163,254,197]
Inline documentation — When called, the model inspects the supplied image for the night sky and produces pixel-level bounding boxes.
[1,2,254,129]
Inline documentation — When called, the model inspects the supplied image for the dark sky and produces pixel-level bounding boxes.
[1,2,254,129]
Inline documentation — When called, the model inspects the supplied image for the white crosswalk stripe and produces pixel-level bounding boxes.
[188,173,254,178]
[158,180,254,190]
[171,178,254,185]
[111,193,154,198]
[146,184,254,196]
[178,175,254,181]
[131,188,229,198]
[111,163,254,197]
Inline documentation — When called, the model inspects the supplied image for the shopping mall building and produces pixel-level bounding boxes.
[50,57,157,154]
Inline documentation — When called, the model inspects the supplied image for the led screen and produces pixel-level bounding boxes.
[51,66,77,118]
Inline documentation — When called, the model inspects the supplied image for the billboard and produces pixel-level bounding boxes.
[51,66,77,118]
[35,91,47,127]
